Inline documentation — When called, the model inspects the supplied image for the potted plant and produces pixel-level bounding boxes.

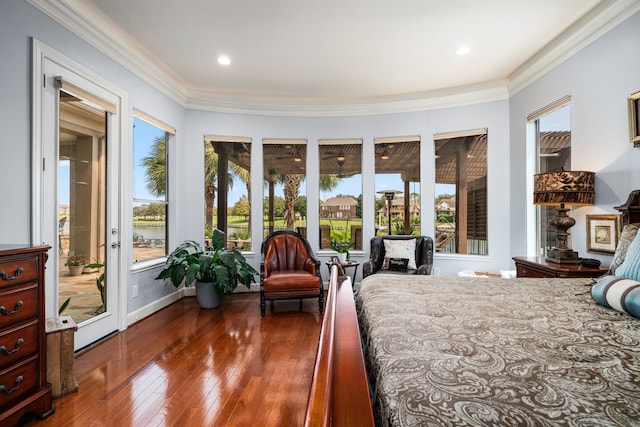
[65,254,87,276]
[156,229,257,308]
[331,240,354,264]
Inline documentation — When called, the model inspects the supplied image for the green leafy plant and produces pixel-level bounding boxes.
[330,239,354,254]
[394,221,416,236]
[156,229,257,295]
[65,254,88,267]
[329,218,354,257]
[86,262,106,314]
[58,297,71,315]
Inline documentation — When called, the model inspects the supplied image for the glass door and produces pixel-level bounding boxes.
[58,94,108,326]
[55,83,120,350]
[38,52,122,351]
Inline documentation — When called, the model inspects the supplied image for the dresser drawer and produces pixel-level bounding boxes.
[0,356,39,409]
[0,320,38,369]
[0,284,38,326]
[516,266,552,278]
[0,256,38,290]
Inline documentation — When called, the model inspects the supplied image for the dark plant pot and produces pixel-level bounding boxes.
[195,281,221,309]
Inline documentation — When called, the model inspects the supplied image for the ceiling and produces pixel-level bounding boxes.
[33,0,640,115]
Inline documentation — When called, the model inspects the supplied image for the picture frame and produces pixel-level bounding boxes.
[330,255,340,264]
[586,214,621,255]
[628,91,640,146]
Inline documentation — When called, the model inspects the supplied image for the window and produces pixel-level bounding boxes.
[528,99,571,256]
[434,129,487,255]
[374,137,421,236]
[132,112,173,263]
[319,139,363,250]
[263,139,307,238]
[204,137,252,250]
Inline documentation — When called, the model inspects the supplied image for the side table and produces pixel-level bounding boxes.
[326,260,359,285]
[512,256,608,279]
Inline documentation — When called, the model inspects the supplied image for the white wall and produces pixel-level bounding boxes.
[0,1,187,319]
[509,10,640,267]
[185,100,512,278]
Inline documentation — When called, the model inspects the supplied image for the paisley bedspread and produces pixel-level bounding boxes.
[356,275,640,427]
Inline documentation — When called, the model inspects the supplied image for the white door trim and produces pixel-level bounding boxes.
[32,39,129,347]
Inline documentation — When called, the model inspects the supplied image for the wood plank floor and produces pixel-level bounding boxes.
[22,293,322,426]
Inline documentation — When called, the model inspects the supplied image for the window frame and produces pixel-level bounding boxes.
[526,97,572,257]
[434,128,488,255]
[204,135,253,251]
[132,110,174,264]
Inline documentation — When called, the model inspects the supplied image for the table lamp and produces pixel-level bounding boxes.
[533,170,595,263]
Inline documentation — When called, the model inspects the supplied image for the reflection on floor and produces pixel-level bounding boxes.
[58,257,102,324]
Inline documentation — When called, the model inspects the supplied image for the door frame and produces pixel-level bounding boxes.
[32,39,129,348]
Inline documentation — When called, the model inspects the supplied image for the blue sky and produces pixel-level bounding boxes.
[133,117,165,201]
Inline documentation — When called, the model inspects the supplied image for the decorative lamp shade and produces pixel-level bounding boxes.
[533,171,595,206]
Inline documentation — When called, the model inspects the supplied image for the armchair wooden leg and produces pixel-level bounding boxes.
[319,291,324,314]
[260,292,266,316]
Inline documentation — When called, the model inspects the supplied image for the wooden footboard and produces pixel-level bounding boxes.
[305,265,374,427]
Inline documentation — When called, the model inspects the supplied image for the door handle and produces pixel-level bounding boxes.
[111,242,121,249]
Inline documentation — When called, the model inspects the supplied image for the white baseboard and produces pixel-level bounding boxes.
[126,289,186,326]
[125,286,258,326]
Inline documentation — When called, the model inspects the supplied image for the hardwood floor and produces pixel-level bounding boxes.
[22,293,322,426]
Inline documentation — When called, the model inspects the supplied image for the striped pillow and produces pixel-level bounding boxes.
[609,223,639,275]
[614,230,640,281]
[591,275,640,318]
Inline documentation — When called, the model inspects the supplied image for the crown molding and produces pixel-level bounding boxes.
[28,0,640,116]
[508,0,640,96]
[185,81,510,117]
[27,0,188,107]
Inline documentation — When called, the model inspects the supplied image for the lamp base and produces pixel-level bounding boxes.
[545,247,580,264]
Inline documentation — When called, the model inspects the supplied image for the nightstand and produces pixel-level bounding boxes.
[326,260,359,285]
[512,256,608,279]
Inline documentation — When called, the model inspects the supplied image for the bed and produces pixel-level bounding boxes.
[306,191,640,427]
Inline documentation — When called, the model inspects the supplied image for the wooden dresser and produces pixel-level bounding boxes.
[0,245,53,425]
[513,256,609,279]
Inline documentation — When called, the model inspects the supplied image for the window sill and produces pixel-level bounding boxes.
[131,257,166,273]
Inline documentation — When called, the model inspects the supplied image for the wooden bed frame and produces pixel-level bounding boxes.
[305,190,640,426]
[304,265,374,426]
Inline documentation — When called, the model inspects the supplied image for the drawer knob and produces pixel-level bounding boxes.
[0,338,24,356]
[0,267,24,281]
[0,301,23,316]
[0,375,23,394]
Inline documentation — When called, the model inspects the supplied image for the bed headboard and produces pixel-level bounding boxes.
[615,189,640,225]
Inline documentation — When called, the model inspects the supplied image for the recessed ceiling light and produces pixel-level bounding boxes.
[456,46,470,56]
[217,55,231,65]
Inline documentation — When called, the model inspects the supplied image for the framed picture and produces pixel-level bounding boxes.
[586,214,621,254]
[330,255,340,264]
[628,91,640,146]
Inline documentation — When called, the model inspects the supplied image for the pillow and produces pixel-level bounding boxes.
[383,239,416,270]
[614,230,640,281]
[591,275,640,318]
[384,257,409,272]
[609,223,640,275]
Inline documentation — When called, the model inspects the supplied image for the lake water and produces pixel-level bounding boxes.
[134,224,166,241]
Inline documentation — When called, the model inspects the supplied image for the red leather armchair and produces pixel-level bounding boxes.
[260,230,324,316]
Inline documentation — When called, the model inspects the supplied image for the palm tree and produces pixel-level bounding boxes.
[204,142,218,232]
[275,173,342,231]
[319,174,341,194]
[280,174,303,230]
[230,162,251,232]
[142,136,166,197]
[204,142,252,234]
